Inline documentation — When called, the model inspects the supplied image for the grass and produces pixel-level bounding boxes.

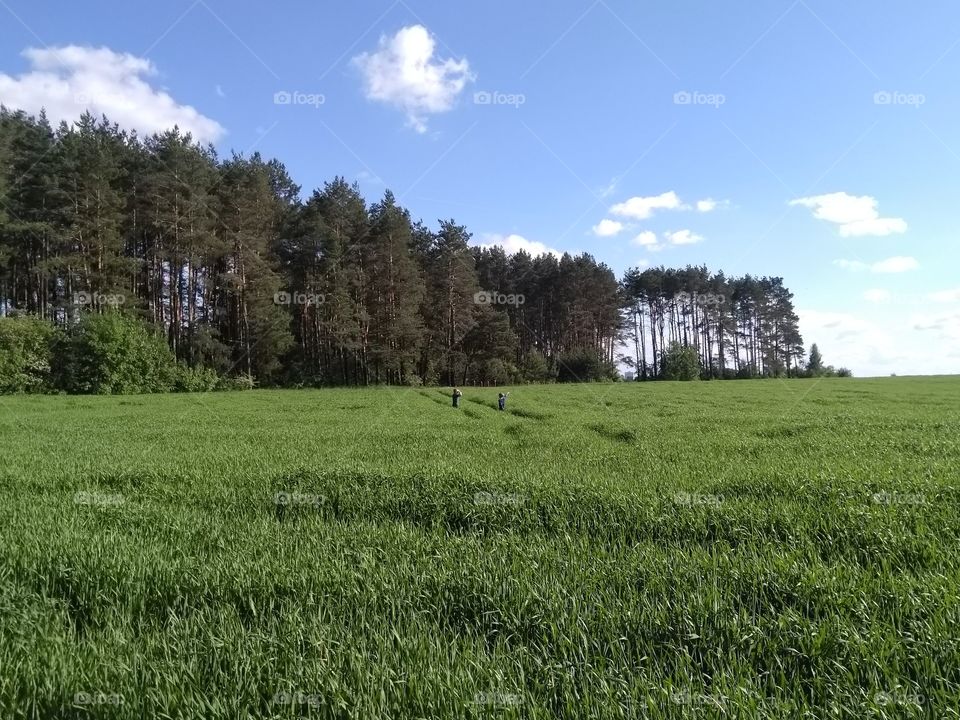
[1,377,958,718]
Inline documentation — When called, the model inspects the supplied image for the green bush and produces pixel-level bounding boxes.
[0,315,59,393]
[521,349,555,382]
[53,312,179,394]
[217,373,257,391]
[661,342,701,381]
[173,364,220,393]
[555,349,619,383]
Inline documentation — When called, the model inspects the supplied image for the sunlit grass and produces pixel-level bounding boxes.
[1,377,958,718]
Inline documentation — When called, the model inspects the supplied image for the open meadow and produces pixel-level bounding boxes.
[1,377,959,718]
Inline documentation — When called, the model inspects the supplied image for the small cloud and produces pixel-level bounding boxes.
[477,233,563,259]
[632,231,658,246]
[215,84,226,98]
[929,288,960,303]
[696,198,726,212]
[592,219,624,237]
[665,229,703,245]
[635,259,651,269]
[834,256,918,274]
[863,289,891,303]
[834,259,868,272]
[357,170,385,185]
[790,192,907,237]
[872,256,918,273]
[352,25,472,133]
[610,191,684,220]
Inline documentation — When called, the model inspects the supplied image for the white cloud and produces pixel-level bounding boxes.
[665,229,703,245]
[834,256,919,274]
[863,289,891,303]
[928,288,960,303]
[790,191,907,237]
[632,231,658,246]
[635,259,651,269]
[800,306,960,376]
[799,309,899,374]
[610,191,684,220]
[477,233,563,259]
[912,310,960,342]
[592,219,624,237]
[838,217,908,237]
[872,256,919,273]
[696,198,724,212]
[356,170,385,185]
[0,45,225,143]
[833,259,868,271]
[353,25,472,133]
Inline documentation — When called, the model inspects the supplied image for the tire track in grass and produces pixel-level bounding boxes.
[419,390,482,419]
[461,394,550,422]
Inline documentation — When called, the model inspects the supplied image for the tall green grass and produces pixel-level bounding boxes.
[1,378,958,718]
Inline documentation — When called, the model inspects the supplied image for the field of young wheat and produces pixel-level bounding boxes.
[1,377,958,718]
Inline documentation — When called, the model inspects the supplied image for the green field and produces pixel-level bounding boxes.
[1,378,959,718]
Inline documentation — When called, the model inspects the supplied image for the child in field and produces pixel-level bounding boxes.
[452,388,462,408]
[498,392,508,411]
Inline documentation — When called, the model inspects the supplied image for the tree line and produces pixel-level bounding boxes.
[0,107,830,392]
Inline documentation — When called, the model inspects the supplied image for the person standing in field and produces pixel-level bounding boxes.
[498,392,508,411]
[452,388,463,408]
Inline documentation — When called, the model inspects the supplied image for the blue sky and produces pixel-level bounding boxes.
[1,0,958,376]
